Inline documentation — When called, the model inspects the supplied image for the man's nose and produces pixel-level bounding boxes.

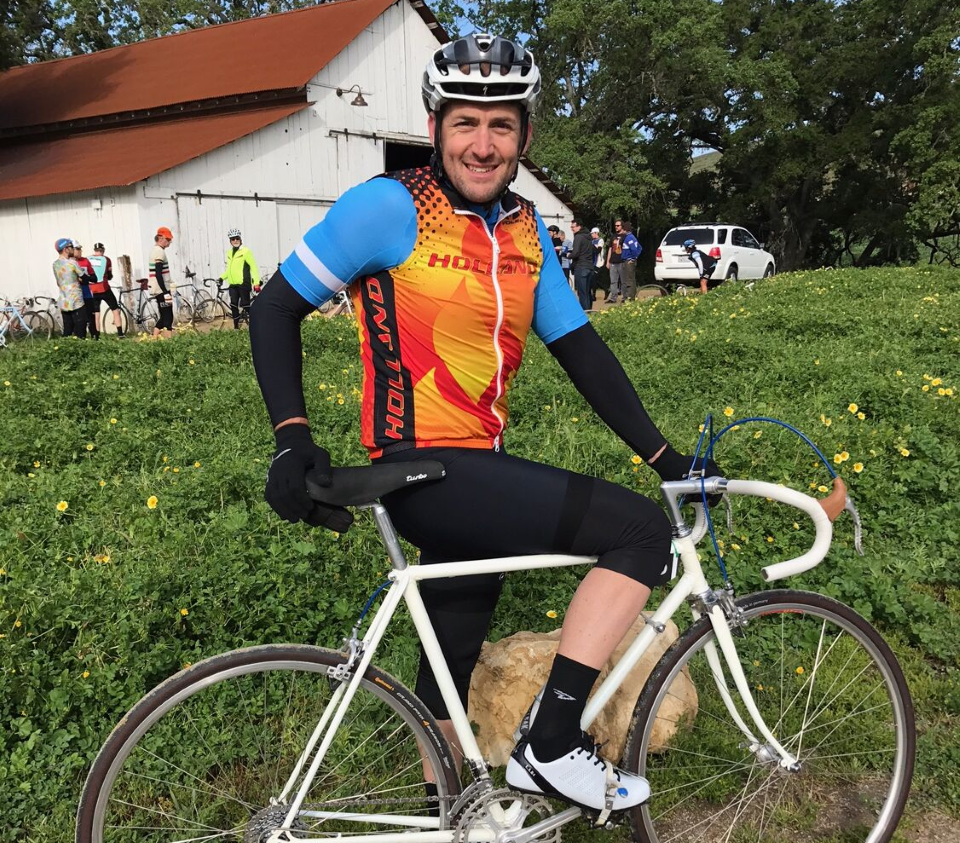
[471,127,496,157]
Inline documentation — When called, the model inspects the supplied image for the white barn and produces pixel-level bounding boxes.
[0,0,574,301]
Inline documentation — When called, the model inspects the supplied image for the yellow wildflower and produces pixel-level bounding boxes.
[818,485,829,493]
[173,467,180,473]
[110,418,117,424]
[723,406,734,417]
[56,500,68,512]
[796,666,805,675]
[766,536,774,543]
[848,403,858,413]
[2,381,9,387]
[938,388,946,396]
[857,411,865,420]
[27,473,35,478]
[546,610,558,619]
[14,619,22,628]
[753,430,762,439]
[82,670,90,679]
[932,377,942,386]
[731,543,741,551]
[86,443,95,451]
[194,461,201,468]
[180,608,189,616]
[899,448,910,457]
[922,385,930,392]
[853,463,864,473]
[189,359,195,365]
[631,455,642,465]
[33,461,40,468]
[946,388,954,396]
[814,359,820,365]
[896,370,902,376]
[147,495,159,509]
[98,479,106,487]
[833,454,843,464]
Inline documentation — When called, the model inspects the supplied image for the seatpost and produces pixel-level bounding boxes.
[369,503,408,570]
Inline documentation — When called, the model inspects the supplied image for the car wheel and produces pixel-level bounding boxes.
[724,264,738,282]
[763,263,775,278]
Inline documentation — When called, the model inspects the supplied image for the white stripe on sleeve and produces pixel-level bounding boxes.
[294,241,346,294]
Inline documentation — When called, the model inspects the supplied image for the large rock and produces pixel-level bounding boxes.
[468,614,698,766]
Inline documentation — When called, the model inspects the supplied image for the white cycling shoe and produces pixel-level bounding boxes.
[505,733,651,814]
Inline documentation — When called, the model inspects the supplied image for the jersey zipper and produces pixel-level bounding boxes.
[455,205,520,452]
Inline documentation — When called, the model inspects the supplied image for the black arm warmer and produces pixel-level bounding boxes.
[546,322,668,461]
[249,270,318,429]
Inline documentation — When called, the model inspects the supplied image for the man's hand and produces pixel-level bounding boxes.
[650,445,723,504]
[265,425,353,531]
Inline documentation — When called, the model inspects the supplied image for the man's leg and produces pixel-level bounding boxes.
[229,285,242,328]
[621,261,637,301]
[239,281,252,324]
[379,448,670,809]
[574,267,592,311]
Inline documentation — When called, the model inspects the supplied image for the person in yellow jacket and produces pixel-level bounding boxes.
[221,228,260,328]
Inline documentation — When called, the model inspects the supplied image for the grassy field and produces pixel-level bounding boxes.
[0,266,957,840]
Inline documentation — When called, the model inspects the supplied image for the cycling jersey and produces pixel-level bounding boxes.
[688,248,717,277]
[149,245,171,295]
[87,254,112,295]
[281,167,586,457]
[221,245,260,287]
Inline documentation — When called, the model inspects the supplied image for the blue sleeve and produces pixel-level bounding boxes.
[280,178,418,307]
[532,213,589,344]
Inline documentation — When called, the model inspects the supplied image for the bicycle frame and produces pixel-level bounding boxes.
[273,477,828,841]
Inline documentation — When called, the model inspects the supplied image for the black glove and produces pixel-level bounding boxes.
[265,425,353,532]
[650,445,723,505]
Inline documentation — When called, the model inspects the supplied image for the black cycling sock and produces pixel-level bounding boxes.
[527,654,600,762]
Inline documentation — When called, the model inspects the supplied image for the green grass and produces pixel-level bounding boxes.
[0,266,957,840]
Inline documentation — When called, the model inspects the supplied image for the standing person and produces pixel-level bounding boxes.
[559,230,573,285]
[250,32,719,815]
[88,242,124,338]
[72,241,99,339]
[52,238,87,338]
[149,227,175,338]
[605,219,624,303]
[683,238,718,294]
[590,227,605,303]
[619,222,642,302]
[220,228,260,329]
[569,220,594,311]
[547,224,563,260]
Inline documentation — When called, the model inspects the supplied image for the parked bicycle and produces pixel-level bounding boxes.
[76,420,914,843]
[0,297,52,346]
[116,282,160,334]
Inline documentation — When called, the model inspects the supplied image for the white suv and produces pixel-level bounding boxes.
[654,224,776,287]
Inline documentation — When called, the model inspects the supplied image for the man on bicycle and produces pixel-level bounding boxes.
[220,228,260,329]
[683,238,718,294]
[251,33,716,816]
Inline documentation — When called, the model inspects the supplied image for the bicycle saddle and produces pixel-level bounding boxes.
[306,461,446,507]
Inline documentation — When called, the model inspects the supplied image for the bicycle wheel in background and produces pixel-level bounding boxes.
[173,296,194,325]
[139,299,160,333]
[23,310,53,339]
[76,644,460,843]
[97,302,129,336]
[625,590,914,843]
[196,294,231,324]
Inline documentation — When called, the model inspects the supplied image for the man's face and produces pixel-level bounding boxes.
[614,221,623,236]
[428,101,530,206]
[230,237,242,247]
[571,222,580,235]
[158,236,171,248]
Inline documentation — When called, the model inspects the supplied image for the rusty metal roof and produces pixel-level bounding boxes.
[0,103,308,201]
[0,0,412,132]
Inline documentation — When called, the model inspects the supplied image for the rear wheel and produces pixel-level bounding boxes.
[763,263,775,278]
[724,264,738,282]
[23,310,53,339]
[625,590,914,843]
[76,644,461,843]
[139,299,160,332]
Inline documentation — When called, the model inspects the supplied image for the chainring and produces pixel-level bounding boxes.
[454,787,561,843]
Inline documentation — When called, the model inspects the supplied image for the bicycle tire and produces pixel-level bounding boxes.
[23,309,53,339]
[139,298,160,332]
[174,296,194,325]
[192,292,217,323]
[76,644,461,843]
[623,590,914,843]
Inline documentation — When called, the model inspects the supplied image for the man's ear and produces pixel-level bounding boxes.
[427,112,437,145]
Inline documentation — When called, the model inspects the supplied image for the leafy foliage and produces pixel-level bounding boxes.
[0,267,958,838]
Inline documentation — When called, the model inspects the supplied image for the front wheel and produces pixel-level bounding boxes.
[763,263,775,278]
[724,264,738,282]
[624,590,914,843]
[77,644,461,843]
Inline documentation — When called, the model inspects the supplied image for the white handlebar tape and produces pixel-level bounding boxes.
[725,480,833,581]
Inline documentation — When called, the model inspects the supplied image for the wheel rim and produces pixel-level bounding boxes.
[632,597,912,843]
[85,653,455,842]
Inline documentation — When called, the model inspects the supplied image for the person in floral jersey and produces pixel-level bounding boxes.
[52,237,87,338]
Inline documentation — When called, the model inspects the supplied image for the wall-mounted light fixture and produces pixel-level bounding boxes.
[336,85,368,107]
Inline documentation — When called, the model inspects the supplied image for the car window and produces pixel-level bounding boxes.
[664,228,715,246]
[732,229,747,247]
[717,229,728,244]
[742,231,761,249]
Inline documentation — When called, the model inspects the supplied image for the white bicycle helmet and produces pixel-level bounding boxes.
[422,33,542,115]
[227,228,242,239]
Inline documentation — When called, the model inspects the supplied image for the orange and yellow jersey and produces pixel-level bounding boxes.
[280,167,587,457]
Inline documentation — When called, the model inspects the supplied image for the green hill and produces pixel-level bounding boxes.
[0,266,957,838]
